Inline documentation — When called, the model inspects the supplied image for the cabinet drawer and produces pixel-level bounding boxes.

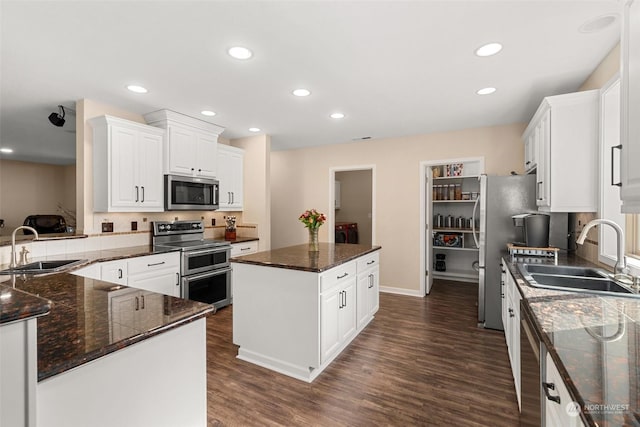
[127,252,180,276]
[357,252,379,272]
[320,261,356,293]
[231,240,258,257]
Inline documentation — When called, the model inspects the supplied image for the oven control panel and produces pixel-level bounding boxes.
[153,220,204,235]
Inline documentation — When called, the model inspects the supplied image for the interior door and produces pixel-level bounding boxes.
[425,172,434,295]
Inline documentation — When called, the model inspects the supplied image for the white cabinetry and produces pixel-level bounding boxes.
[544,352,585,427]
[75,252,181,297]
[501,258,521,408]
[356,251,379,330]
[217,144,244,210]
[522,91,599,212]
[144,109,225,179]
[620,0,640,212]
[524,126,538,173]
[320,262,357,364]
[89,115,164,212]
[109,288,164,341]
[230,240,258,257]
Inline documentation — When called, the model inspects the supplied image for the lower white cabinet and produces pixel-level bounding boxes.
[320,271,357,364]
[74,252,181,297]
[544,352,585,427]
[356,252,379,330]
[501,258,521,408]
[230,240,258,257]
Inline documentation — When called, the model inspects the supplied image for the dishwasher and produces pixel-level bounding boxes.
[520,301,542,425]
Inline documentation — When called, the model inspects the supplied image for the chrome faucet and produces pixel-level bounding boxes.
[576,219,627,278]
[9,226,39,269]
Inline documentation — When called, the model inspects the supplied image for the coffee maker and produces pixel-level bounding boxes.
[512,213,550,248]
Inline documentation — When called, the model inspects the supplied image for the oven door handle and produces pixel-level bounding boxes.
[183,266,232,282]
[184,248,229,257]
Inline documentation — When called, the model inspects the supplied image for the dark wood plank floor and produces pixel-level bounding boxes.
[206,280,519,426]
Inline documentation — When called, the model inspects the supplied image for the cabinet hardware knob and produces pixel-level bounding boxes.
[118,268,123,279]
[147,261,166,267]
[337,273,348,279]
[176,272,180,286]
[141,186,145,203]
[135,186,139,202]
[611,144,623,187]
[508,308,514,317]
[141,294,145,309]
[135,296,139,311]
[367,260,375,265]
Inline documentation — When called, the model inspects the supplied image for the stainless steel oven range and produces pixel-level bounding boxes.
[152,220,231,309]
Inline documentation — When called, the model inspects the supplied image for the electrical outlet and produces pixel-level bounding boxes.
[131,221,138,231]
[102,222,114,233]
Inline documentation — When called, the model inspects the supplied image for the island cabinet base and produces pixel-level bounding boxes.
[232,249,379,383]
[37,319,207,427]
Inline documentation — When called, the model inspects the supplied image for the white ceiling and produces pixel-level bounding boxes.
[0,1,622,165]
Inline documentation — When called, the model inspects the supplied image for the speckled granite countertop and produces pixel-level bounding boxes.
[0,285,51,325]
[230,243,381,272]
[0,245,214,381]
[225,237,259,244]
[503,253,640,427]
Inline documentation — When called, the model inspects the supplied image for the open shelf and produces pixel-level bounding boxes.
[433,175,481,181]
[433,228,476,234]
[433,246,479,252]
[433,269,479,283]
[433,200,477,203]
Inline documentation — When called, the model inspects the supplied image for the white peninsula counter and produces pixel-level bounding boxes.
[231,243,381,382]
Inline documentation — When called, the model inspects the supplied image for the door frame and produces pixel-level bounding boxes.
[419,157,484,296]
[329,165,376,244]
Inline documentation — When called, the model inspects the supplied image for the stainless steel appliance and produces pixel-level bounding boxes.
[520,301,542,426]
[512,213,550,247]
[152,220,231,309]
[164,174,219,211]
[473,174,569,330]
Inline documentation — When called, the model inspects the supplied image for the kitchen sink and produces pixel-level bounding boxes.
[0,259,87,275]
[529,273,631,294]
[522,264,606,278]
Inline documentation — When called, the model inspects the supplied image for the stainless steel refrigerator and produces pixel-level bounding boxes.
[473,174,537,330]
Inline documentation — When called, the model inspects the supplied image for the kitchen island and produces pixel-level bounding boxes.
[0,248,214,427]
[231,243,381,382]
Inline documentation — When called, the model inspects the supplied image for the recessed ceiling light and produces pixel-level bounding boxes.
[477,87,496,95]
[330,113,345,119]
[0,148,13,153]
[248,127,261,132]
[475,42,503,57]
[579,14,618,33]
[126,84,148,94]
[292,89,311,97]
[201,110,216,117]
[228,46,253,60]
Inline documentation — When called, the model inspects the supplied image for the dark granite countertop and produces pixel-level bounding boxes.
[231,243,381,273]
[503,252,639,426]
[0,284,51,325]
[226,237,259,244]
[0,245,214,382]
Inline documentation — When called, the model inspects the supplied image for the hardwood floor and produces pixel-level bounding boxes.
[206,280,519,426]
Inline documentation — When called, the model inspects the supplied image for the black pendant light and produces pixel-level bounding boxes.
[48,105,66,127]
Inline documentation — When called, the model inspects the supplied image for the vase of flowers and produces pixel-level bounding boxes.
[225,216,237,240]
[299,209,326,252]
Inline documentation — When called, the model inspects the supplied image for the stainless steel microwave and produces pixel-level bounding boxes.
[164,174,219,211]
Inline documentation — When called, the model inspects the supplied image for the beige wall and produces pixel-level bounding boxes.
[0,160,76,234]
[271,122,526,291]
[335,170,372,246]
[231,135,271,251]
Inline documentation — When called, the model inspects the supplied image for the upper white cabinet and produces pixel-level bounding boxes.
[522,90,599,212]
[144,109,224,179]
[620,0,640,212]
[90,115,164,212]
[217,144,244,211]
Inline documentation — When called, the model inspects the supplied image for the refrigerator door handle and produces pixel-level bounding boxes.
[472,196,480,248]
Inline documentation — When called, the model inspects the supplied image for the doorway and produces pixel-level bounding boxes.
[329,166,375,245]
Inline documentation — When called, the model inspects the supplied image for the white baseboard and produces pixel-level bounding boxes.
[379,286,423,297]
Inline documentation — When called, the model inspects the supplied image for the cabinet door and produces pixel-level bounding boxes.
[501,261,509,331]
[167,126,197,176]
[320,287,341,363]
[356,271,371,330]
[621,0,640,212]
[137,131,164,210]
[100,260,127,285]
[227,150,244,209]
[195,132,218,178]
[218,148,233,208]
[368,267,379,316]
[536,110,551,207]
[109,289,139,341]
[339,279,357,343]
[110,126,138,208]
[128,270,181,297]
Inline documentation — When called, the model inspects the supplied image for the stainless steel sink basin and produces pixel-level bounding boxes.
[0,259,87,275]
[529,273,631,294]
[523,264,605,278]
